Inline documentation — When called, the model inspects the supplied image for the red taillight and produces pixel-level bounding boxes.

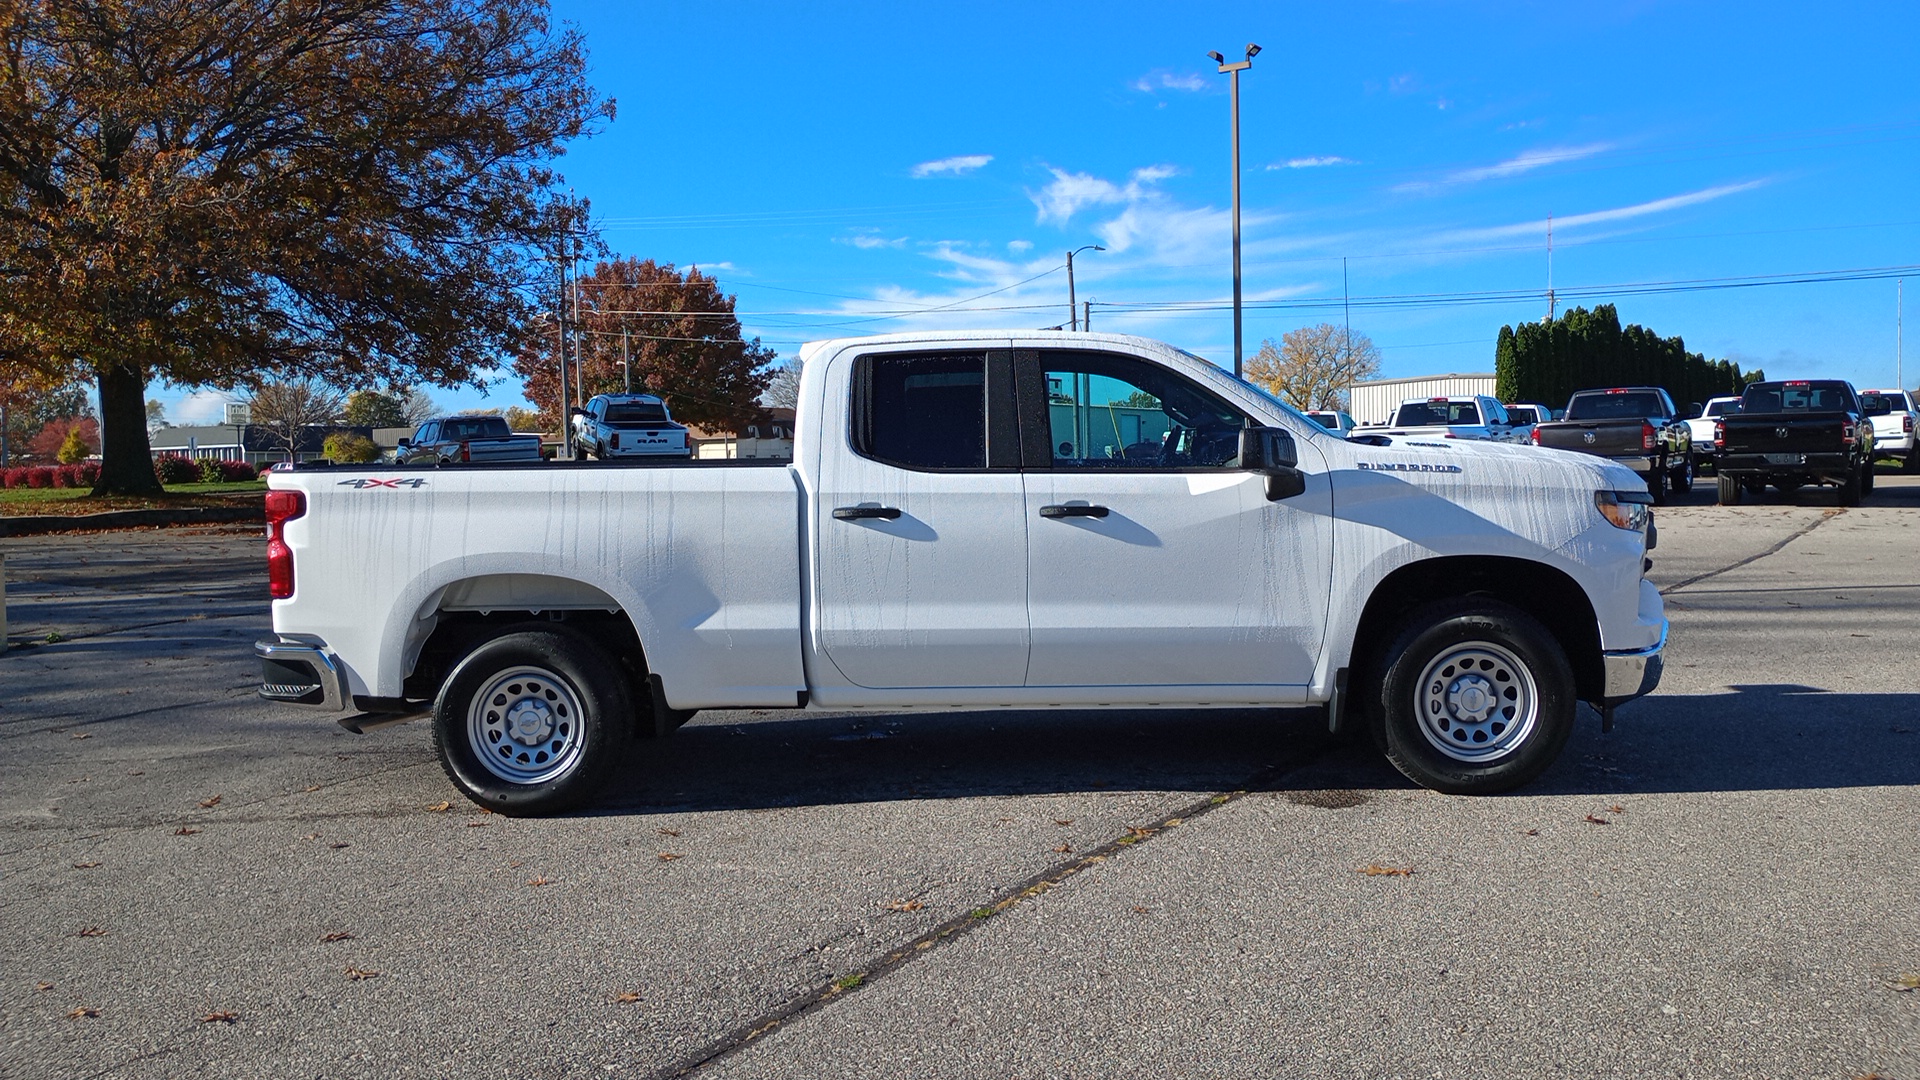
[1905,415,1913,434]
[265,489,305,600]
[460,440,471,463]
[1713,420,1725,450]
[610,433,621,450]
[1530,427,1541,445]
[1842,421,1856,447]
[1641,422,1657,451]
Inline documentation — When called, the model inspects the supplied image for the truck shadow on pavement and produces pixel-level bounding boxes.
[594,683,1920,814]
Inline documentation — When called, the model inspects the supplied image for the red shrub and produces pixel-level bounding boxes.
[154,454,199,485]
[2,467,29,489]
[24,466,54,488]
[216,459,258,482]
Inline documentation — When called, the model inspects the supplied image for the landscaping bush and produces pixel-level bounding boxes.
[2,467,30,489]
[321,432,380,464]
[68,462,101,488]
[154,454,199,484]
[24,466,54,488]
[217,459,258,482]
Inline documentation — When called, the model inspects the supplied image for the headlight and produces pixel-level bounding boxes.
[1595,489,1652,531]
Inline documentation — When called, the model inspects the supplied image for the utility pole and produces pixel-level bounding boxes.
[622,327,632,394]
[1083,300,1091,332]
[1898,279,1904,391]
[1545,214,1556,324]
[1210,44,1260,378]
[555,254,571,459]
[1067,245,1102,331]
[1343,257,1353,410]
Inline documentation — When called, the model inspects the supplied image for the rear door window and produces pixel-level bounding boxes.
[852,353,992,470]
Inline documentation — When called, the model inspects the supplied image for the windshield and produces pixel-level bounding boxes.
[605,402,668,423]
[1394,401,1480,427]
[1566,392,1663,420]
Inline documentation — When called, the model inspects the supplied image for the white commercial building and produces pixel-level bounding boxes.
[1349,373,1497,427]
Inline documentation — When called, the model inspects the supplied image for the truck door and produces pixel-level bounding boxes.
[1018,349,1332,690]
[811,348,1031,689]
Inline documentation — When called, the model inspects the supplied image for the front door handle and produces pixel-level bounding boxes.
[833,505,903,521]
[1039,504,1110,519]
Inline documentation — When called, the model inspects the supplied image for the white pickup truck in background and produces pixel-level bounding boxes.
[257,331,1667,814]
[1372,395,1524,443]
[569,393,692,459]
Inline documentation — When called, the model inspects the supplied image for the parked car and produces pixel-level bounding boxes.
[1304,410,1358,437]
[1714,379,1874,505]
[570,394,692,459]
[1530,387,1693,503]
[257,329,1664,814]
[1858,389,1918,472]
[1375,395,1525,442]
[1501,402,1552,443]
[1684,396,1742,472]
[396,415,544,465]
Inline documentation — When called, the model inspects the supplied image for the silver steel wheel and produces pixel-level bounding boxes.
[466,665,586,785]
[1413,641,1539,763]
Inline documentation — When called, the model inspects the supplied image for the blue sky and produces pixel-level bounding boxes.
[163,1,1920,422]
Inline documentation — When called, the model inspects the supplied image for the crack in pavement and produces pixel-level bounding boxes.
[1660,509,1844,595]
[642,742,1335,1080]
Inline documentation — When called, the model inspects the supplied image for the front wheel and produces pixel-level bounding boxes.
[1861,461,1876,493]
[1903,451,1920,474]
[1376,600,1576,795]
[432,626,632,816]
[1646,464,1668,505]
[1669,456,1694,495]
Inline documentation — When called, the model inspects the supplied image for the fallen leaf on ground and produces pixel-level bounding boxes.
[174,827,199,836]
[70,732,91,740]
[344,967,379,981]
[302,785,322,793]
[1520,829,1540,836]
[66,1006,99,1019]
[198,795,222,809]
[425,802,451,813]
[72,862,100,869]
[1132,905,1150,914]
[1357,865,1413,877]
[1889,974,1920,992]
[527,876,555,887]
[656,828,682,837]
[328,842,349,850]
[199,1011,237,1023]
[884,900,923,912]
[1584,814,1611,825]
[1608,805,1626,814]
[614,991,641,1004]
[464,822,489,828]
[35,982,54,992]
[1053,843,1072,853]
[509,860,523,868]
[73,927,106,937]
[127,770,143,777]
[1054,819,1073,826]
[320,931,355,943]
[657,852,682,862]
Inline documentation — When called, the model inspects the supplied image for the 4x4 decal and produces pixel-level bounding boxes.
[337,477,429,489]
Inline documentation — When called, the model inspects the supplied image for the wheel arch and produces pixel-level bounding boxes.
[1349,555,1605,704]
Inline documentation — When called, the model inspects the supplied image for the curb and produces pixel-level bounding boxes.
[0,506,264,537]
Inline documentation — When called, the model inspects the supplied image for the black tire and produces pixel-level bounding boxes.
[432,625,632,816]
[1837,466,1862,507]
[1903,451,1920,474]
[1861,461,1875,493]
[1646,464,1668,505]
[1669,456,1694,495]
[1375,600,1576,795]
[1717,472,1742,505]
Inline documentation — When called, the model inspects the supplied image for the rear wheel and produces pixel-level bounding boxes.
[432,625,632,816]
[1646,465,1668,505]
[1717,472,1742,505]
[1376,600,1576,795]
[1861,461,1876,493]
[1837,466,1863,507]
[1903,450,1920,474]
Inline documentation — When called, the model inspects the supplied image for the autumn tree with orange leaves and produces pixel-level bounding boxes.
[514,258,774,432]
[0,0,611,493]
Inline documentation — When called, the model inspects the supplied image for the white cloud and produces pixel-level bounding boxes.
[1131,70,1208,93]
[838,234,907,250]
[1007,239,1032,253]
[174,389,242,424]
[1438,180,1767,243]
[1028,164,1181,226]
[1269,156,1356,170]
[1398,143,1614,192]
[910,154,993,179]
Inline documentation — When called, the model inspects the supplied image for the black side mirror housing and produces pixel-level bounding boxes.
[395,438,411,449]
[1689,402,1704,418]
[1239,426,1307,500]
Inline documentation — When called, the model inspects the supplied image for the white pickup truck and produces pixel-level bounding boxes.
[1373,395,1525,443]
[257,331,1666,814]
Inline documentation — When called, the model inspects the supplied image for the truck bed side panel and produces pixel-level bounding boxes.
[272,465,805,709]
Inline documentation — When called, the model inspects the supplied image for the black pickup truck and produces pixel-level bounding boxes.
[1530,387,1693,503]
[1712,379,1874,505]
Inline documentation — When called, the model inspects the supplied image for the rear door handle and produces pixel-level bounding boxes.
[1039,504,1110,519]
[832,505,903,520]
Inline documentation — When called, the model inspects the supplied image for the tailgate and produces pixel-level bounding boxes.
[1536,421,1644,456]
[1723,416,1845,455]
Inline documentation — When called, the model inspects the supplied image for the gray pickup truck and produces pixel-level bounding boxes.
[396,415,545,465]
[1531,387,1693,503]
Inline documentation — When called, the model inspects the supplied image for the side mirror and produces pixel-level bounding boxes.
[568,407,587,418]
[1689,402,1704,418]
[395,438,411,449]
[1239,426,1307,501]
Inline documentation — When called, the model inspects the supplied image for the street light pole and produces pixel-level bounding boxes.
[1066,245,1103,332]
[1210,43,1260,378]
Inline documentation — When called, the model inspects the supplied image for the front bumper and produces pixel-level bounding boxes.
[1600,619,1667,705]
[256,636,347,710]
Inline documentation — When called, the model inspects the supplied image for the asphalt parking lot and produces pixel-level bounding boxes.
[3,475,1917,1079]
